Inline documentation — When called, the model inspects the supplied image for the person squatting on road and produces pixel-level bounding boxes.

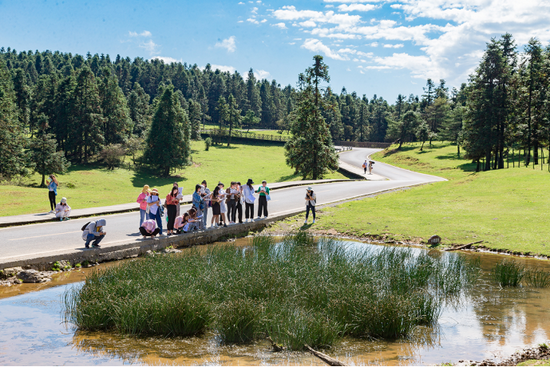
[46,175,59,213]
[304,187,316,224]
[147,188,163,235]
[82,219,106,248]
[136,185,151,226]
[55,197,71,221]
[140,219,160,238]
[257,180,270,218]
[243,178,255,222]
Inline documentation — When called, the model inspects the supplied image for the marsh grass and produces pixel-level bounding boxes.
[524,268,550,288]
[492,260,525,287]
[64,235,479,350]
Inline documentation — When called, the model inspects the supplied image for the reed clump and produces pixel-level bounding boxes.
[524,268,550,288]
[65,235,479,350]
[492,259,525,287]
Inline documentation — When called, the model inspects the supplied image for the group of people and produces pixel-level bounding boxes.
[47,175,71,221]
[362,159,375,175]
[136,179,273,238]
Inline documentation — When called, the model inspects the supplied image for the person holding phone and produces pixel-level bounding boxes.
[46,174,59,213]
[200,180,211,229]
[235,181,244,224]
[136,185,150,226]
[243,179,255,222]
[218,182,228,227]
[304,187,316,224]
[165,186,179,235]
[211,186,221,228]
[55,197,71,221]
[147,188,163,235]
[256,180,270,218]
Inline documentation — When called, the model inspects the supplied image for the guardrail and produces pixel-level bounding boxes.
[334,141,391,149]
[200,129,291,143]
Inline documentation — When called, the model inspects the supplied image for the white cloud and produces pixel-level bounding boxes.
[301,38,346,60]
[238,1,244,4]
[251,6,258,14]
[300,20,317,27]
[208,64,237,73]
[247,18,259,24]
[215,36,237,53]
[129,30,152,37]
[152,56,181,64]
[255,69,271,80]
[273,6,361,27]
[383,43,404,48]
[368,42,379,47]
[337,4,377,12]
[273,22,287,29]
[324,0,385,2]
[261,19,267,23]
[139,39,160,55]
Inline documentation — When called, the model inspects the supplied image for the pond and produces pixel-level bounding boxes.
[1,238,549,365]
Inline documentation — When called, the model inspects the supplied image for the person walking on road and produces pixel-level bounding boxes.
[82,219,106,248]
[368,160,375,175]
[165,186,179,235]
[362,160,368,174]
[46,175,59,213]
[55,197,71,221]
[147,188,163,235]
[136,185,150,226]
[243,178,255,222]
[256,180,270,218]
[304,187,316,224]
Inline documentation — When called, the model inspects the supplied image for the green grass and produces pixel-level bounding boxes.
[1,141,345,216]
[492,259,525,287]
[63,234,479,349]
[308,141,550,256]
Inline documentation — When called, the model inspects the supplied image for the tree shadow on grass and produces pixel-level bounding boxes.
[434,153,477,172]
[131,166,189,190]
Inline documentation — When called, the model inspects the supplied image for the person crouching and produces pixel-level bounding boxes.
[82,219,106,249]
[55,197,71,221]
[140,219,160,238]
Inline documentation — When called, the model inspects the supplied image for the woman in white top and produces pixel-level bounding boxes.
[55,197,71,221]
[243,178,255,222]
[218,182,228,227]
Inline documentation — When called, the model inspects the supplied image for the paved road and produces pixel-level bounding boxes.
[0,148,445,263]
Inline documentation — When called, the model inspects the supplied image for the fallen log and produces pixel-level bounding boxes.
[444,240,484,251]
[305,344,347,366]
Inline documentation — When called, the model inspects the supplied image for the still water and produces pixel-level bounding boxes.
[1,240,550,365]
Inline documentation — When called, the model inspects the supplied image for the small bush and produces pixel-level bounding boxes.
[492,259,525,287]
[524,268,550,288]
[215,299,260,344]
[99,144,126,170]
[204,137,212,151]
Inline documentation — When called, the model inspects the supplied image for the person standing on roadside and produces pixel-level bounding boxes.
[211,186,221,228]
[227,181,238,224]
[165,186,179,235]
[362,160,368,174]
[147,188,163,235]
[218,182,228,227]
[243,179,255,222]
[46,175,59,213]
[173,182,183,217]
[192,184,204,219]
[200,180,211,229]
[235,181,243,224]
[136,185,150,226]
[304,187,316,224]
[256,180,270,218]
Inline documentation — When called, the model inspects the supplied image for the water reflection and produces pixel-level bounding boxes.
[0,240,549,365]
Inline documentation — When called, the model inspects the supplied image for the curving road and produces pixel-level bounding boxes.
[0,148,445,264]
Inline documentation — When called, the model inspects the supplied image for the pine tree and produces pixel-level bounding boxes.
[226,94,241,147]
[30,114,70,186]
[0,60,30,180]
[143,86,190,176]
[99,68,132,144]
[245,69,262,120]
[12,68,32,133]
[128,82,150,137]
[284,56,338,179]
[187,98,202,140]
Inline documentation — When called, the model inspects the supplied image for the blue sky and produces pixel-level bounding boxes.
[1,0,550,101]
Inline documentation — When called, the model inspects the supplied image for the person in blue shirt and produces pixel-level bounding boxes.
[46,175,59,213]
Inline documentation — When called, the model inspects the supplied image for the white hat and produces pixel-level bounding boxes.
[306,186,312,191]
[61,197,67,204]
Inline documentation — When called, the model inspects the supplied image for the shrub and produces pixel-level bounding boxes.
[492,259,525,287]
[204,137,212,151]
[524,268,550,288]
[99,144,126,170]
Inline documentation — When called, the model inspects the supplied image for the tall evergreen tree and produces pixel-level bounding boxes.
[99,68,132,145]
[284,56,338,179]
[128,82,150,137]
[0,60,30,180]
[143,86,190,176]
[226,94,241,147]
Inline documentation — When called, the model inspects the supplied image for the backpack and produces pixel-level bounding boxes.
[81,221,91,231]
[81,221,93,241]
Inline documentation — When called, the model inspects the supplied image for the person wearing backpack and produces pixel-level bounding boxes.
[82,219,106,248]
[304,187,316,224]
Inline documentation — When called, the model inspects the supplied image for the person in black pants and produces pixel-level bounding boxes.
[165,186,179,235]
[243,179,255,222]
[226,181,237,224]
[46,175,58,213]
[235,181,243,224]
[256,180,270,218]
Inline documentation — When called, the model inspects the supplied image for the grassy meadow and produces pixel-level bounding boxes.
[1,140,345,216]
[64,233,478,349]
[285,142,550,256]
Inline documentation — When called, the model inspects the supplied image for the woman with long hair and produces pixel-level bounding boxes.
[165,186,179,235]
[243,178,255,222]
[211,186,221,228]
[46,175,59,213]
